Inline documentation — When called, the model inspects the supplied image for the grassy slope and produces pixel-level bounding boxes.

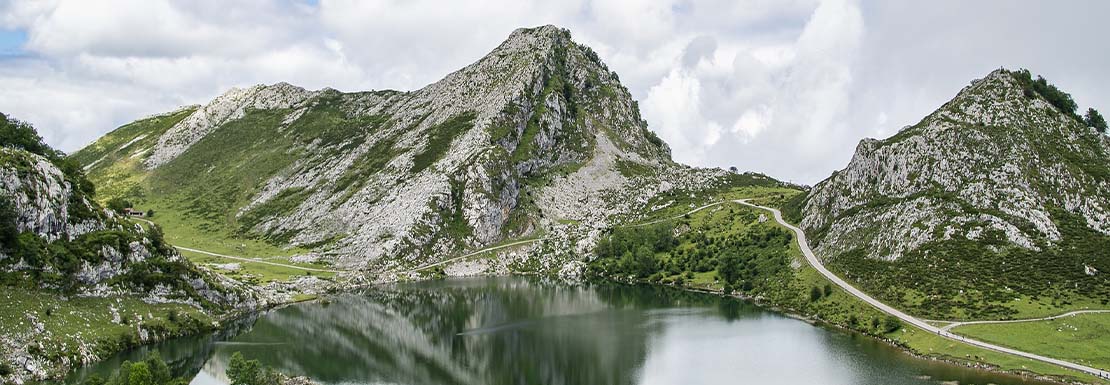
[0,290,213,372]
[951,313,1110,372]
[74,102,394,283]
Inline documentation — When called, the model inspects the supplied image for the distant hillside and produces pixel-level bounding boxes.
[790,69,1110,320]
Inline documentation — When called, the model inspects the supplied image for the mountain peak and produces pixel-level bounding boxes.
[799,66,1110,263]
[76,26,683,272]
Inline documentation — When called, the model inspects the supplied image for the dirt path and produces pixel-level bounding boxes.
[941,309,1110,331]
[129,217,345,274]
[402,238,544,274]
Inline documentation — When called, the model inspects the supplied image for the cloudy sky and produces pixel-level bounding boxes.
[1,0,1107,184]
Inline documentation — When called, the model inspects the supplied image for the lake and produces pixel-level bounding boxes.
[64,277,1059,385]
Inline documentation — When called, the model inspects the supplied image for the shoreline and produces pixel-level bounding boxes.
[633,277,1093,385]
[43,272,1097,385]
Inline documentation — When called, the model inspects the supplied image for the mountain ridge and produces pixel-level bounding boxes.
[73,25,735,277]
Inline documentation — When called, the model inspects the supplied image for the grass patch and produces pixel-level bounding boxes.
[0,289,212,376]
[951,313,1110,371]
[889,324,1106,384]
[410,112,476,173]
[177,249,334,284]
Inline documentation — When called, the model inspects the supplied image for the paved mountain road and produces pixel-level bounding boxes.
[735,199,1110,380]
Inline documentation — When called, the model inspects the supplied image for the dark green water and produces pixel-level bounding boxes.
[65,277,1059,385]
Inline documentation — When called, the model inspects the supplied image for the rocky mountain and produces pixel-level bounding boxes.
[790,69,1110,319]
[0,112,252,308]
[74,26,734,276]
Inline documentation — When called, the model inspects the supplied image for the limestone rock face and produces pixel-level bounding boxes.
[78,25,728,274]
[798,69,1110,262]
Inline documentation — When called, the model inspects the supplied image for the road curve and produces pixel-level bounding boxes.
[942,309,1110,331]
[734,199,1110,380]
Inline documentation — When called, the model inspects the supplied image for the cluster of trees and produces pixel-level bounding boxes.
[809,284,833,302]
[1011,69,1107,134]
[78,351,283,385]
[226,352,282,385]
[591,213,794,296]
[79,352,187,385]
[846,314,903,334]
[592,224,677,278]
[1,112,95,197]
[1013,69,1078,116]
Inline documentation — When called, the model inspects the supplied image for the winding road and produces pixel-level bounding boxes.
[735,199,1110,380]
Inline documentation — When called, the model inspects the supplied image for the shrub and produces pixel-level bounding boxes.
[883,316,902,333]
[1085,108,1107,133]
[809,286,823,302]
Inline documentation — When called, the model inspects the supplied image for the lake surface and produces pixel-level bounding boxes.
[65,277,1059,385]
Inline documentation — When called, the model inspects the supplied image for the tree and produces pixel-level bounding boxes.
[716,254,742,285]
[632,245,658,278]
[106,198,132,214]
[125,363,154,385]
[145,209,156,218]
[0,195,19,254]
[0,112,52,157]
[227,352,279,385]
[847,314,859,327]
[144,351,171,384]
[809,286,823,302]
[1013,69,1078,116]
[96,353,186,385]
[111,360,133,385]
[823,284,833,297]
[728,166,739,173]
[882,316,903,333]
[869,316,881,330]
[1085,108,1107,133]
[227,352,260,385]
